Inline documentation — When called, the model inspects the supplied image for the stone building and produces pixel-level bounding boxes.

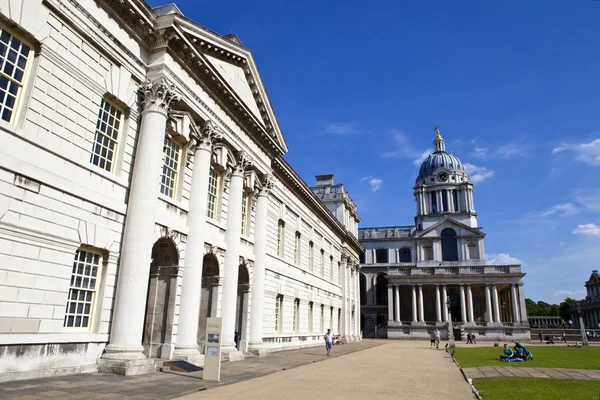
[571,270,600,330]
[0,0,362,382]
[358,128,530,341]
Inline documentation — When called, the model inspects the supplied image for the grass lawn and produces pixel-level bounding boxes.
[453,345,600,369]
[473,377,600,400]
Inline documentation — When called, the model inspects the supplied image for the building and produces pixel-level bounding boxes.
[358,127,530,341]
[0,0,362,382]
[571,270,600,330]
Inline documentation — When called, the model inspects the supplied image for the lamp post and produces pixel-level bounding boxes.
[576,304,589,346]
[446,296,455,349]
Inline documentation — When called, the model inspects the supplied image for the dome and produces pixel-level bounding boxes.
[417,151,465,181]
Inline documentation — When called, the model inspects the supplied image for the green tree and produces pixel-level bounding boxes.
[526,298,539,316]
[559,297,578,321]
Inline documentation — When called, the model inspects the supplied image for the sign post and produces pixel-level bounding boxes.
[203,317,223,381]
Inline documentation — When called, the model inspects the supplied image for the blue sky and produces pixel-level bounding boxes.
[149,0,600,303]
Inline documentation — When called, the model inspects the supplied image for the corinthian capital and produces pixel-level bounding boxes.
[232,151,253,176]
[140,78,181,114]
[196,120,222,150]
[257,175,275,196]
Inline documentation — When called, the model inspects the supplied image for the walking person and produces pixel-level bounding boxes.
[434,328,441,349]
[324,329,334,356]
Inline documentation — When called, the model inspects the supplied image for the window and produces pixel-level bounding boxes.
[442,189,449,212]
[160,136,181,198]
[64,249,102,330]
[423,242,433,261]
[241,190,250,236]
[375,248,388,263]
[308,301,313,332]
[320,249,325,276]
[399,248,411,263]
[294,231,301,265]
[275,294,283,332]
[441,228,458,261]
[330,306,334,330]
[91,99,122,172]
[293,298,300,332]
[206,167,220,219]
[431,191,438,213]
[277,220,285,257]
[308,241,314,272]
[359,252,365,264]
[0,28,31,123]
[338,262,341,284]
[320,304,324,332]
[376,274,388,306]
[360,273,367,306]
[452,190,459,212]
[329,256,334,281]
[338,309,341,333]
[468,240,479,260]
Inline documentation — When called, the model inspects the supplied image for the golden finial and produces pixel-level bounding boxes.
[434,123,443,140]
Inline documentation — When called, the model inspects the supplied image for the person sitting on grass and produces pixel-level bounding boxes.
[499,344,514,361]
[514,342,533,360]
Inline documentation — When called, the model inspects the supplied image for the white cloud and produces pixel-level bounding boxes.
[324,122,359,135]
[472,147,488,159]
[572,223,600,237]
[383,130,429,166]
[412,150,431,167]
[486,253,524,265]
[552,138,600,166]
[361,176,383,192]
[463,163,494,183]
[540,203,579,217]
[497,143,527,159]
[552,289,586,299]
[576,193,600,213]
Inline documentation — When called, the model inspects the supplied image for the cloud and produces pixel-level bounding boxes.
[472,147,488,159]
[552,289,586,299]
[361,176,383,192]
[486,253,524,265]
[540,203,580,217]
[463,163,494,183]
[552,138,600,166]
[576,193,600,213]
[412,150,431,167]
[497,143,527,159]
[382,130,430,166]
[324,122,360,135]
[572,223,600,237]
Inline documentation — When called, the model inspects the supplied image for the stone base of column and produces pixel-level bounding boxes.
[247,342,271,357]
[464,321,478,328]
[172,345,204,366]
[221,347,245,362]
[388,321,403,328]
[98,345,155,376]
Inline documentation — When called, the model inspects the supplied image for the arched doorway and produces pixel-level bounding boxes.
[360,273,367,306]
[143,238,179,358]
[441,228,458,261]
[235,263,250,351]
[375,274,388,306]
[198,253,220,352]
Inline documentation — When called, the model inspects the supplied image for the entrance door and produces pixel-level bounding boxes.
[235,264,250,352]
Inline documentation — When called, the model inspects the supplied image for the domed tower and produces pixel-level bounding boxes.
[414,125,477,231]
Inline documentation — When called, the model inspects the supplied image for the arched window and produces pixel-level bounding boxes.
[360,273,367,305]
[375,248,388,263]
[399,247,411,263]
[441,228,458,261]
[376,274,388,305]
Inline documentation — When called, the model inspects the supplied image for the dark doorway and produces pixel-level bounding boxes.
[360,273,367,306]
[198,253,219,352]
[235,264,250,351]
[375,274,388,306]
[441,228,458,261]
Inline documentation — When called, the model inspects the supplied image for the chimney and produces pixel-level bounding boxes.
[315,174,334,187]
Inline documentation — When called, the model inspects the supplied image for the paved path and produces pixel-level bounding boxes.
[463,366,600,380]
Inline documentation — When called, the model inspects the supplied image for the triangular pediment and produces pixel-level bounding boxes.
[417,218,485,238]
[587,271,600,284]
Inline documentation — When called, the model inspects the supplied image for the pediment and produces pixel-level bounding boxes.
[417,218,484,238]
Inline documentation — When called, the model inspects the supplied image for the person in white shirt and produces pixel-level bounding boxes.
[324,329,334,356]
[434,329,441,349]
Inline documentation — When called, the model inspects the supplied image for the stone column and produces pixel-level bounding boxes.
[173,120,221,361]
[354,267,360,337]
[387,285,394,322]
[412,285,418,323]
[341,253,349,337]
[248,176,275,352]
[459,284,467,323]
[466,285,474,323]
[492,284,501,324]
[102,79,180,365]
[435,285,442,323]
[517,283,529,325]
[220,152,252,354]
[418,284,424,323]
[442,285,448,322]
[394,285,401,323]
[511,284,520,324]
[485,285,493,323]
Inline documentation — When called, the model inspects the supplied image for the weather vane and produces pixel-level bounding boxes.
[434,124,441,135]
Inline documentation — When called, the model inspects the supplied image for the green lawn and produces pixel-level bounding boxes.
[453,346,600,369]
[473,377,600,400]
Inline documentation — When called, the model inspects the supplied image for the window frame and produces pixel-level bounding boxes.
[308,241,314,272]
[293,298,300,333]
[320,249,325,277]
[308,301,313,332]
[241,189,251,236]
[277,219,285,257]
[275,294,283,333]
[90,98,124,174]
[320,304,324,332]
[206,165,221,220]
[294,231,301,265]
[159,134,183,199]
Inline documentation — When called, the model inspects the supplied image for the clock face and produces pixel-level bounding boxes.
[437,172,449,182]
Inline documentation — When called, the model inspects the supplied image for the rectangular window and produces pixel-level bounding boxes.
[453,190,459,212]
[320,249,325,276]
[308,301,313,332]
[207,167,219,219]
[277,220,285,257]
[275,294,283,333]
[329,256,334,281]
[64,249,102,330]
[442,189,449,212]
[293,298,300,333]
[294,232,301,265]
[159,136,181,198]
[241,190,250,235]
[330,306,334,330]
[320,304,324,332]
[431,191,438,213]
[338,309,341,333]
[0,28,31,123]
[309,241,314,272]
[338,262,341,284]
[90,99,122,172]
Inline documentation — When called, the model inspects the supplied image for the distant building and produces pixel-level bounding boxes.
[358,128,530,341]
[571,270,600,330]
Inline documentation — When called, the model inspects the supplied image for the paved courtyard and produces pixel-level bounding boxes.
[0,340,475,400]
[463,366,600,380]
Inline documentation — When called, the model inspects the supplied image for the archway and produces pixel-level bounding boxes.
[198,253,220,352]
[143,238,179,358]
[235,263,250,351]
[375,274,388,306]
[360,273,367,306]
[441,228,458,261]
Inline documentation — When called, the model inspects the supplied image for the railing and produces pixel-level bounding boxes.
[386,264,523,276]
[358,226,415,239]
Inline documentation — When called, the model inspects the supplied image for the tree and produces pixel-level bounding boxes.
[559,297,578,321]
[525,298,539,316]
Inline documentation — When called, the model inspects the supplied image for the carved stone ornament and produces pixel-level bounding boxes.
[140,78,181,114]
[340,249,349,263]
[197,120,223,150]
[257,174,275,197]
[232,151,253,176]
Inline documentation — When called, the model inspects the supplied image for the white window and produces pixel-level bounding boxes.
[0,28,31,123]
[160,136,181,198]
[241,190,250,235]
[294,232,301,265]
[207,167,220,219]
[275,294,283,332]
[277,220,285,257]
[91,99,122,172]
[320,249,325,277]
[293,298,300,333]
[308,241,314,272]
[320,304,324,332]
[308,301,313,332]
[64,249,102,331]
[329,256,334,281]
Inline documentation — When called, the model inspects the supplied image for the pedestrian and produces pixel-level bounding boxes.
[568,319,572,329]
[324,329,334,356]
[561,331,567,343]
[430,332,436,348]
[538,331,543,343]
[466,332,473,344]
[434,328,441,349]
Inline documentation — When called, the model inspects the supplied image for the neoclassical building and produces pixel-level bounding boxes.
[571,270,600,330]
[0,0,362,382]
[359,129,530,341]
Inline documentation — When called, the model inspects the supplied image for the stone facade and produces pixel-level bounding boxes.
[571,270,600,330]
[359,128,530,342]
[0,0,361,382]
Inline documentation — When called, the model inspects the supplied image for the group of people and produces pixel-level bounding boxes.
[429,329,441,348]
[500,343,533,362]
[465,332,477,344]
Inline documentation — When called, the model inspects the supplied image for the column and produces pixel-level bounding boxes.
[354,267,360,337]
[485,285,493,323]
[387,285,394,322]
[435,285,442,323]
[459,285,466,323]
[220,152,252,352]
[412,285,418,323]
[340,252,348,337]
[248,176,275,349]
[174,120,221,359]
[442,285,448,322]
[511,284,520,324]
[103,79,180,361]
[492,284,501,323]
[418,284,424,323]
[394,285,401,323]
[466,285,474,323]
[517,283,529,325]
